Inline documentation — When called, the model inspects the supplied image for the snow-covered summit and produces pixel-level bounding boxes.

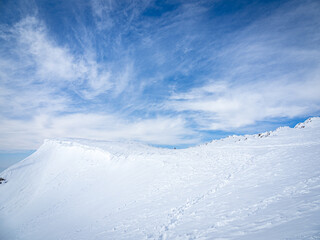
[294,117,320,128]
[204,117,320,147]
[0,118,320,240]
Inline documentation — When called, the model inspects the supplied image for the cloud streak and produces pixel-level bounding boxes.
[0,113,196,150]
[167,0,320,130]
[0,0,319,150]
[168,77,320,130]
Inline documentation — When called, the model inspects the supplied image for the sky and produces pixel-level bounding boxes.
[0,0,320,155]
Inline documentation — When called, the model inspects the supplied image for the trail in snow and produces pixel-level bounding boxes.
[0,117,320,240]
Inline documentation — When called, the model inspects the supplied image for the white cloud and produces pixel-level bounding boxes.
[1,1,320,151]
[14,17,77,82]
[168,76,320,130]
[0,84,70,118]
[0,113,197,150]
[0,16,151,150]
[165,0,320,131]
[1,16,132,99]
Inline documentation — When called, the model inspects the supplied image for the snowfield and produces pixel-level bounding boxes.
[1,118,320,240]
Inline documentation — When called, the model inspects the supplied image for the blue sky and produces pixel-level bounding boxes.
[0,0,320,153]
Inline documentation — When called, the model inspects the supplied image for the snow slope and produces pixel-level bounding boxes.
[0,118,320,240]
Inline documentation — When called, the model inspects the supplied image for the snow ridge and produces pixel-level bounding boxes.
[203,117,320,146]
[0,117,320,240]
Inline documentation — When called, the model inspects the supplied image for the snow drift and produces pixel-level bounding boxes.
[0,118,320,239]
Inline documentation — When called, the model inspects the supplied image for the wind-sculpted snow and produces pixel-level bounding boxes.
[0,117,320,240]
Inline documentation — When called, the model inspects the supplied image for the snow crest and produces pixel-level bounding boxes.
[0,118,320,240]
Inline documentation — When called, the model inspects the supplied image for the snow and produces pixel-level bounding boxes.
[0,117,320,240]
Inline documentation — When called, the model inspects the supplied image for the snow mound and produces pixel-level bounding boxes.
[205,117,320,147]
[0,118,320,240]
[294,117,319,128]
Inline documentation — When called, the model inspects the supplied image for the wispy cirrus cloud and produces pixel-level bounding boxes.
[166,0,320,131]
[0,113,196,150]
[168,76,320,130]
[0,13,197,150]
[1,16,134,101]
[0,0,320,150]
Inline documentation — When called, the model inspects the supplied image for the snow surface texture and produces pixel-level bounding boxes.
[0,118,320,240]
